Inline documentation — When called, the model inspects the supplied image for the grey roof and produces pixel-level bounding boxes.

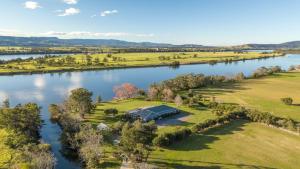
[128,105,179,122]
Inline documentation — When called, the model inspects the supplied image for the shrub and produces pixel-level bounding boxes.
[104,108,118,116]
[281,97,293,105]
[153,128,192,147]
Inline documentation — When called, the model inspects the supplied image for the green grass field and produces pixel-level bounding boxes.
[85,99,216,133]
[150,120,300,169]
[196,72,300,121]
[0,51,281,75]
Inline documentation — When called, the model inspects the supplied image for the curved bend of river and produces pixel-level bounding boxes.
[0,54,299,169]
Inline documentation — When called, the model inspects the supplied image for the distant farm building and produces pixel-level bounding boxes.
[127,105,180,122]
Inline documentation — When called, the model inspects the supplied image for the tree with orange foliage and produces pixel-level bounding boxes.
[113,83,139,99]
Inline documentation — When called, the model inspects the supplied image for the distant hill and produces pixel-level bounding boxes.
[246,41,300,49]
[1,36,300,49]
[0,36,204,48]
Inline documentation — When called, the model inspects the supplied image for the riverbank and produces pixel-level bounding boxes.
[0,51,283,76]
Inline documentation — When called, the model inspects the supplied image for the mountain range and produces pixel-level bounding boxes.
[0,36,300,49]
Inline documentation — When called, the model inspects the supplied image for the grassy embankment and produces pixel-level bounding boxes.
[0,51,282,75]
[195,71,300,121]
[149,120,300,169]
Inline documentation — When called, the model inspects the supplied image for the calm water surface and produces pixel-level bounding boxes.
[0,53,74,61]
[0,54,299,169]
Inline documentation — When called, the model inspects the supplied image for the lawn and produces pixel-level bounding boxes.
[85,99,216,133]
[196,72,300,121]
[150,120,300,169]
[0,51,282,75]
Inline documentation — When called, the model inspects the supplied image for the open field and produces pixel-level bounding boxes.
[85,99,216,133]
[0,51,282,75]
[150,120,300,169]
[196,72,300,121]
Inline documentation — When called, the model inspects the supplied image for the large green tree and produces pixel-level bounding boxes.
[66,88,94,118]
[0,103,42,140]
[120,121,157,162]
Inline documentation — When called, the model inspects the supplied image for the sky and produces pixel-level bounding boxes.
[0,0,300,45]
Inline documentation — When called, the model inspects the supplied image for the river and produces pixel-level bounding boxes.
[0,54,299,169]
[0,53,74,61]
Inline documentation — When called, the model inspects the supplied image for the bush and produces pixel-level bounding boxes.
[281,97,293,105]
[104,108,118,116]
[252,66,283,78]
[153,128,192,147]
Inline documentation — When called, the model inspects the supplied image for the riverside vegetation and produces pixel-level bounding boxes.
[47,65,300,169]
[0,51,283,75]
[0,100,56,169]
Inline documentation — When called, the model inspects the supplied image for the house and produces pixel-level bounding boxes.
[127,105,180,122]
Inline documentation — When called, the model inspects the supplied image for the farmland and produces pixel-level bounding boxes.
[196,72,300,121]
[0,51,282,75]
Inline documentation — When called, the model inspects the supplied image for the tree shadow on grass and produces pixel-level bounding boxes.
[99,161,120,169]
[150,159,277,169]
[151,161,221,169]
[164,120,248,151]
[194,80,274,99]
[193,82,249,97]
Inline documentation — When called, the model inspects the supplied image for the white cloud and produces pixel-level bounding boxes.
[63,0,78,5]
[0,29,154,39]
[42,31,154,38]
[90,14,97,18]
[24,1,41,10]
[0,29,23,36]
[58,8,80,16]
[101,10,118,17]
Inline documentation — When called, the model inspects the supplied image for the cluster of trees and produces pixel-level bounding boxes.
[152,128,191,147]
[119,120,157,163]
[251,66,283,78]
[281,97,294,105]
[49,88,104,168]
[288,65,300,71]
[147,73,245,103]
[50,88,96,121]
[245,110,299,131]
[0,100,55,169]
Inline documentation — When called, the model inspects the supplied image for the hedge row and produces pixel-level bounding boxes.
[192,111,246,132]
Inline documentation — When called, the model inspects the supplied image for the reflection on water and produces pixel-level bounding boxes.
[0,54,299,169]
[0,53,72,61]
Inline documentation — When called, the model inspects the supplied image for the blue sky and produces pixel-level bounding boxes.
[0,0,300,45]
